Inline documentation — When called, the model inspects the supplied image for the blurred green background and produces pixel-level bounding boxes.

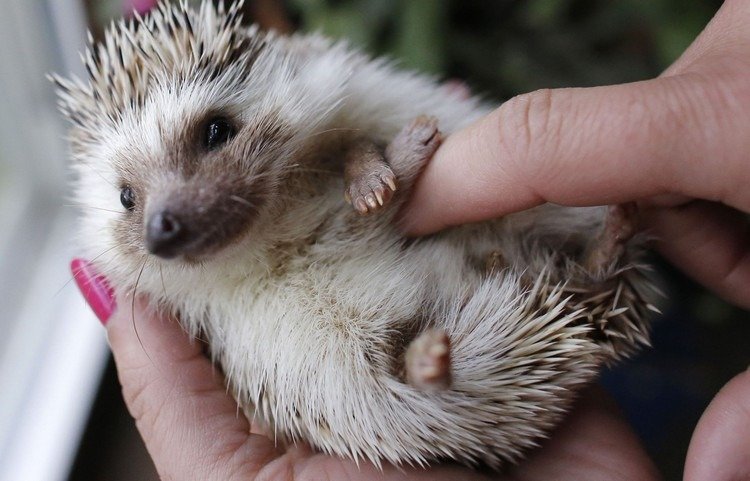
[86,0,724,98]
[73,2,747,481]
[287,0,721,97]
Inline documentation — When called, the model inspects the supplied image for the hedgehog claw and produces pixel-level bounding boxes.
[344,163,397,215]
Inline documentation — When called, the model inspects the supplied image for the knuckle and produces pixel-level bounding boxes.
[494,88,564,183]
[119,365,163,423]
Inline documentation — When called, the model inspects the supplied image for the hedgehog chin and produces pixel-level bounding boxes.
[146,235,226,264]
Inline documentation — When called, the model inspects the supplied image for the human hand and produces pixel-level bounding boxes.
[401,1,750,479]
[73,258,661,480]
[403,0,750,311]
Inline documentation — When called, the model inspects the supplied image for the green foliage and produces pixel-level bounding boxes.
[290,0,722,99]
[289,0,447,73]
[90,0,723,100]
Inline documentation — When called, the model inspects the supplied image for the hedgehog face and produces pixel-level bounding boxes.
[63,66,302,270]
[111,110,283,261]
[54,1,350,270]
[140,115,245,259]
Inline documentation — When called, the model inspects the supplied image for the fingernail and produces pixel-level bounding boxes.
[71,258,116,325]
[123,0,158,16]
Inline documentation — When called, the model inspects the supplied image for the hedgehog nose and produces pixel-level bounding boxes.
[146,211,186,258]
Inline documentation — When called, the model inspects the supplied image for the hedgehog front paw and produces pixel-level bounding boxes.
[387,115,442,163]
[385,115,442,189]
[405,328,451,391]
[344,162,397,215]
[343,139,397,216]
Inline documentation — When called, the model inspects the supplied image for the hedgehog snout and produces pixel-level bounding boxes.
[146,210,187,259]
[143,183,260,260]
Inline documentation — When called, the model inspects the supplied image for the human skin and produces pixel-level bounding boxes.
[403,1,750,310]
[123,0,158,15]
[73,0,750,478]
[401,0,750,479]
[71,274,658,481]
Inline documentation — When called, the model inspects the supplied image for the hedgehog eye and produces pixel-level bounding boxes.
[205,117,235,150]
[120,186,136,211]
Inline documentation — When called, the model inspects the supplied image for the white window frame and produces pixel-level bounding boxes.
[0,2,110,481]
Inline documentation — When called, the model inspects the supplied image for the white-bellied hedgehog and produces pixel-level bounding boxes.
[53,0,658,469]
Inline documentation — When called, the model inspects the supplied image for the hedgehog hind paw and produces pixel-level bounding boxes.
[404,328,452,391]
[583,203,639,276]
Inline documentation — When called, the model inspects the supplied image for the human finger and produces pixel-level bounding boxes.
[508,387,661,481]
[641,202,750,310]
[72,258,280,480]
[684,368,750,481]
[402,0,750,236]
[403,68,750,236]
[108,296,281,480]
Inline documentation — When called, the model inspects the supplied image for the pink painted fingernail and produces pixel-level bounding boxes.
[124,0,158,16]
[71,258,116,325]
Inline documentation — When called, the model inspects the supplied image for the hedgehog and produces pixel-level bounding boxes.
[53,0,658,469]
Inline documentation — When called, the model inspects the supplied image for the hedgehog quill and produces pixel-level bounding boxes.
[54,0,658,469]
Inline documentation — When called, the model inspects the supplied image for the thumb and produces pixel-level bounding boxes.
[71,258,279,481]
[403,70,750,236]
[402,0,750,236]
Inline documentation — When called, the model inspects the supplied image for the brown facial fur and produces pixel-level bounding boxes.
[113,109,293,260]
